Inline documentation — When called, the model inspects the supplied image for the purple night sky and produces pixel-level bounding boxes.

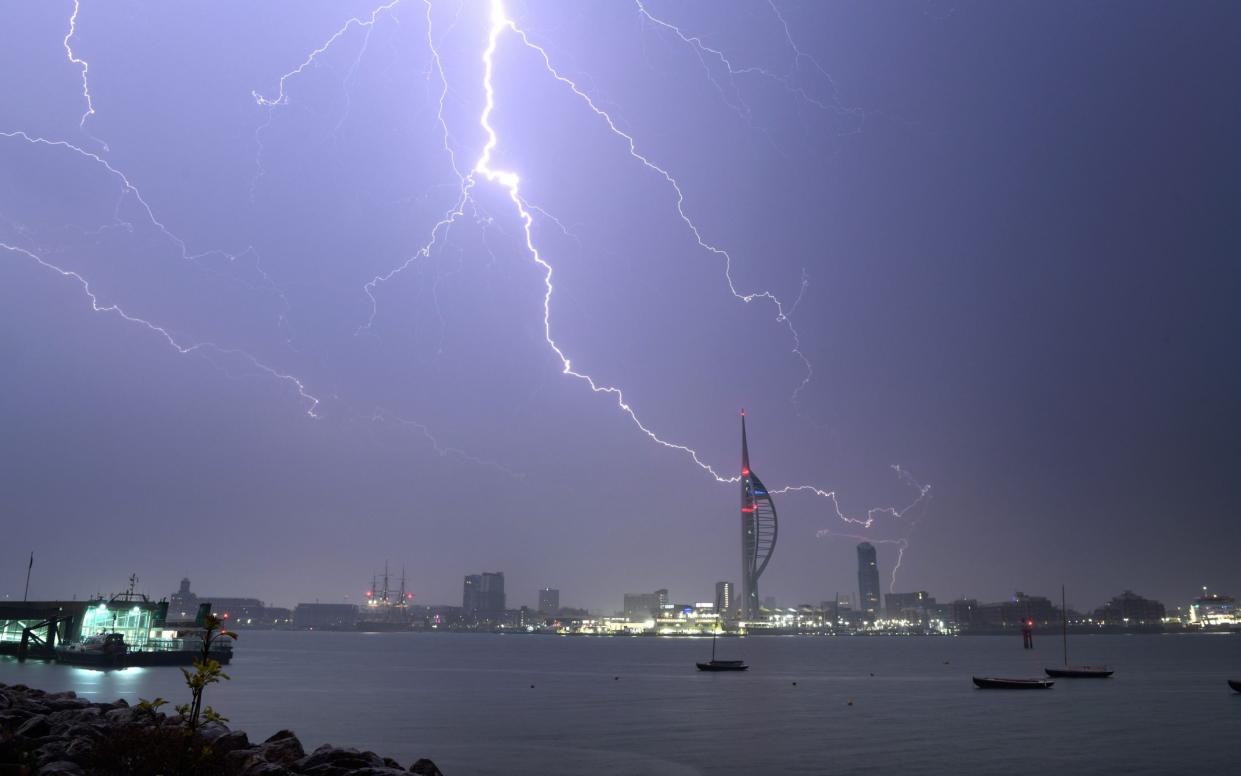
[2,0,1238,614]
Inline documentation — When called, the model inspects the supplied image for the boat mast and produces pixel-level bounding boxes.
[1061,585,1068,667]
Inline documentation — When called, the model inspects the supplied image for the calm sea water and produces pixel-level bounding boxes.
[2,632,1238,774]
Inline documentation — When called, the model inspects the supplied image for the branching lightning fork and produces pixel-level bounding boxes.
[1,242,320,417]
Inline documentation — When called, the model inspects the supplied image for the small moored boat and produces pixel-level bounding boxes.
[1045,586,1113,679]
[1046,665,1113,678]
[1229,679,1241,693]
[696,632,748,671]
[697,659,749,672]
[973,676,1054,689]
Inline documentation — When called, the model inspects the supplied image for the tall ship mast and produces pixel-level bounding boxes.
[360,561,412,631]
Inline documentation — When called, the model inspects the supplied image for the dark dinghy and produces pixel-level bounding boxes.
[696,631,748,671]
[973,676,1054,689]
[1045,586,1113,679]
[697,659,749,672]
[1046,665,1114,678]
[1229,679,1241,693]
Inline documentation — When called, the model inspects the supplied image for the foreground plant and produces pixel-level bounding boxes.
[176,613,237,730]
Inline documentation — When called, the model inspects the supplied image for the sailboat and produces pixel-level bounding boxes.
[696,631,748,672]
[1045,586,1113,678]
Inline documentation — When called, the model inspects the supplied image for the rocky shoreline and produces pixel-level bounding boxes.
[0,683,442,776]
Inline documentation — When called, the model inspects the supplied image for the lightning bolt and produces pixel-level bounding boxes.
[302,0,923,540]
[62,0,107,151]
[5,0,519,474]
[14,2,929,554]
[250,0,403,201]
[363,408,524,478]
[470,0,929,555]
[814,467,932,591]
[1,242,320,417]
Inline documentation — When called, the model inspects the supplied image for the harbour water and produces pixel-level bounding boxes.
[2,631,1238,774]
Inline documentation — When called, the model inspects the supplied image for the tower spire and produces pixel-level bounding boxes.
[741,409,750,475]
[738,410,777,621]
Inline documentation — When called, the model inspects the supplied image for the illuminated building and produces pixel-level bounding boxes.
[740,411,778,620]
[885,591,935,622]
[623,589,668,620]
[714,581,734,616]
[538,587,560,614]
[856,543,881,620]
[463,572,506,620]
[1188,591,1237,626]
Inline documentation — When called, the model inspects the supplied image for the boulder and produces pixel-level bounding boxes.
[296,745,385,772]
[47,706,101,731]
[15,714,49,738]
[197,721,231,743]
[45,698,89,712]
[214,729,251,754]
[34,740,69,766]
[259,730,305,764]
[36,761,84,775]
[103,707,136,725]
[65,736,96,762]
[240,761,292,776]
[409,759,444,776]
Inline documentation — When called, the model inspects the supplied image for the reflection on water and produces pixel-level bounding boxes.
[2,632,1238,775]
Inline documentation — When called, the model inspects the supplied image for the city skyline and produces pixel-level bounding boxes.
[2,2,1238,613]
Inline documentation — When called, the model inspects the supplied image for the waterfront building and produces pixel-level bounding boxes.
[169,578,284,627]
[292,603,358,630]
[538,587,560,615]
[463,572,506,620]
[975,592,1058,629]
[170,578,198,619]
[0,598,164,650]
[885,591,935,622]
[623,589,669,620]
[1093,590,1166,625]
[714,581,734,616]
[739,411,778,620]
[857,543,881,620]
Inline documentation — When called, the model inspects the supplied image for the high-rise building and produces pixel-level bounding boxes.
[714,581,734,615]
[623,589,669,619]
[538,587,560,614]
[463,572,506,619]
[857,543,881,620]
[739,411,778,620]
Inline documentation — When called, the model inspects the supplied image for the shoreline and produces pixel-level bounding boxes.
[0,683,443,776]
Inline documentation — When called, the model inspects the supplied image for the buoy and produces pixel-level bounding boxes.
[792,681,797,686]
[847,699,854,706]
[614,676,619,681]
[529,684,535,688]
